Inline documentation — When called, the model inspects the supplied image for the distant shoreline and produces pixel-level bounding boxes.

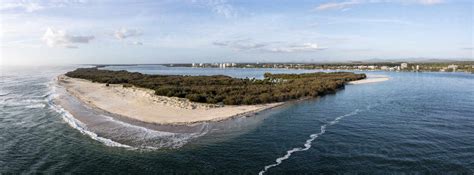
[93,63,474,74]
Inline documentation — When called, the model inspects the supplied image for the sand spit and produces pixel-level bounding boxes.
[57,75,282,125]
[347,75,389,85]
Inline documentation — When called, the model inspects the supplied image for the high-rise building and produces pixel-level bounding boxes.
[401,63,408,69]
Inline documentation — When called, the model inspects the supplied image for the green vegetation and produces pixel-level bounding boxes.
[65,68,366,105]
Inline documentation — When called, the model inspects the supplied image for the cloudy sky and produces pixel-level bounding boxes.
[0,0,472,65]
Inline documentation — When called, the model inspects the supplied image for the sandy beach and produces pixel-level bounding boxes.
[57,73,385,125]
[57,75,283,125]
[346,75,389,85]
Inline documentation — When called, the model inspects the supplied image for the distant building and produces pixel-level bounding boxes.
[219,63,226,69]
[416,65,420,71]
[380,66,389,70]
[401,63,408,69]
[447,64,458,69]
[447,64,458,72]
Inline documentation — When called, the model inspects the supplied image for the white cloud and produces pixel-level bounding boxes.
[213,39,267,51]
[42,28,94,48]
[214,40,326,53]
[0,1,88,13]
[318,15,414,25]
[192,0,237,18]
[114,28,142,40]
[132,41,143,45]
[0,2,45,12]
[316,0,362,11]
[210,0,236,18]
[418,0,443,5]
[267,43,326,53]
[316,0,444,11]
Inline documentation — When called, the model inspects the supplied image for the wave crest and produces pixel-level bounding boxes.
[46,80,209,150]
[258,108,363,175]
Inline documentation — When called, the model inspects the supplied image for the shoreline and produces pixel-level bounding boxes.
[56,74,385,126]
[346,75,389,85]
[57,75,284,125]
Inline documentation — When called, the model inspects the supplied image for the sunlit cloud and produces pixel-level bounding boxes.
[316,0,361,11]
[267,43,326,53]
[114,28,142,40]
[213,40,326,53]
[316,0,444,11]
[213,39,267,51]
[42,28,94,48]
[132,41,143,45]
[192,0,237,18]
[0,2,44,12]
[418,0,443,5]
[209,0,237,18]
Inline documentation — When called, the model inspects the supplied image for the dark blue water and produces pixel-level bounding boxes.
[1,65,473,174]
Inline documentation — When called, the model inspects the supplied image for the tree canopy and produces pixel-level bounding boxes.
[65,68,365,105]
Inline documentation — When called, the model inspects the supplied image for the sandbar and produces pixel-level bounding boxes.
[347,75,389,85]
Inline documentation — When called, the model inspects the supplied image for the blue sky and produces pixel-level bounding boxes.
[0,0,472,65]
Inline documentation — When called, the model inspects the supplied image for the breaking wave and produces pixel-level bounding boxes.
[46,80,210,150]
[25,103,47,109]
[45,87,134,148]
[49,100,133,148]
[97,113,210,149]
[258,108,363,175]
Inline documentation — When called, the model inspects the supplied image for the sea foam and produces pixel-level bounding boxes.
[258,109,362,175]
[46,81,134,149]
[48,94,134,149]
[46,79,210,150]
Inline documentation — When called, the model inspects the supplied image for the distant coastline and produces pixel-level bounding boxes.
[90,60,474,74]
[167,61,474,73]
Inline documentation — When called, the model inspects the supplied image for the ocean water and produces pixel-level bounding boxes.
[1,65,473,174]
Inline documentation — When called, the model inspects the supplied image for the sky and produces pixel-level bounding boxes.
[0,0,472,65]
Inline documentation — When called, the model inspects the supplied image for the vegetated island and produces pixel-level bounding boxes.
[58,68,366,124]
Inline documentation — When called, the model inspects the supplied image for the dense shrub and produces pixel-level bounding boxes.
[65,68,365,105]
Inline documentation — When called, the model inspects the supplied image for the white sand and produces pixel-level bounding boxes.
[347,75,389,85]
[57,75,282,125]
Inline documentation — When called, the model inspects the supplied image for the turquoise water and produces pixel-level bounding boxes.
[1,65,473,173]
